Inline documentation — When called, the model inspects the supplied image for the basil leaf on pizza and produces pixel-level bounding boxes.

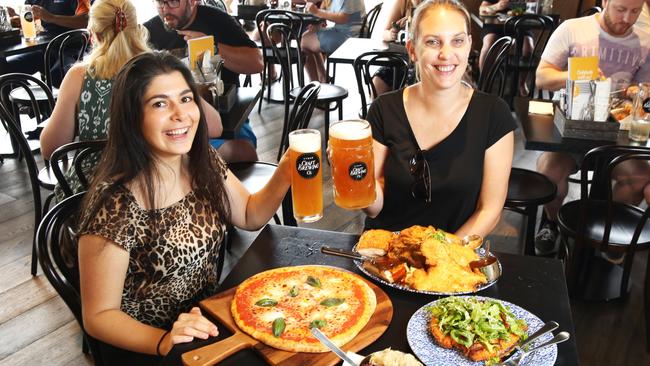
[231,265,377,353]
[320,298,345,307]
[255,298,278,307]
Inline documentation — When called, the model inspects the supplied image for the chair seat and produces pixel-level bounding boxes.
[505,168,556,207]
[228,161,277,194]
[38,156,75,190]
[290,83,347,103]
[9,85,59,102]
[558,200,650,248]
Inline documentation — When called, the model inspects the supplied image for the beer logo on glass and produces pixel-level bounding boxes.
[348,162,368,181]
[296,153,320,179]
[643,97,650,113]
[24,12,33,22]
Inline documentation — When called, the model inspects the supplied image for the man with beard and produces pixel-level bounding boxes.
[532,0,650,256]
[144,0,262,86]
[144,0,263,162]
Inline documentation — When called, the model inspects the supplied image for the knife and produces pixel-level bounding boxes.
[320,246,376,262]
[311,327,360,366]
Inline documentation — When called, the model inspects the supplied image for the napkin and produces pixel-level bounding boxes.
[528,101,554,115]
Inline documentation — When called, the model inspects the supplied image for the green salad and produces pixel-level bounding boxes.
[427,297,528,354]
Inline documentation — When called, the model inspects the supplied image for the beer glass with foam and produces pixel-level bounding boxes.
[288,129,323,222]
[329,120,376,209]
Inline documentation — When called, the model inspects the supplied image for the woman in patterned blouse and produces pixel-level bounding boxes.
[40,0,224,201]
[77,51,292,365]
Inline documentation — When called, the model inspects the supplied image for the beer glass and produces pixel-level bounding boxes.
[289,129,323,222]
[329,120,376,209]
[630,82,650,143]
[20,5,36,41]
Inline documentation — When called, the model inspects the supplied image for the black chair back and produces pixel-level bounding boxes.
[504,14,555,98]
[0,73,56,274]
[478,36,514,96]
[278,81,321,159]
[359,2,382,38]
[576,146,650,252]
[581,6,602,16]
[43,29,91,89]
[50,140,108,198]
[353,51,409,118]
[36,192,104,364]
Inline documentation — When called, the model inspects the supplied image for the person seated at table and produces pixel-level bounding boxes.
[363,0,516,238]
[534,0,650,255]
[144,0,263,163]
[301,0,366,82]
[77,51,291,365]
[2,0,93,87]
[371,0,421,97]
[39,0,221,202]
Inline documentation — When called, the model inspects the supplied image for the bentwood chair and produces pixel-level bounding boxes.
[359,2,383,39]
[353,51,409,118]
[268,23,347,154]
[558,146,650,302]
[36,192,105,365]
[9,29,91,103]
[503,14,555,102]
[256,9,305,113]
[477,36,514,97]
[50,140,107,198]
[0,73,57,275]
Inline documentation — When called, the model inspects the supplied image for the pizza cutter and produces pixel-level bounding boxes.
[311,328,366,366]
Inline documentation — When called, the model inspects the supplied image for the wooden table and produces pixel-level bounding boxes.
[514,97,650,154]
[161,224,579,366]
[219,87,262,139]
[0,33,53,58]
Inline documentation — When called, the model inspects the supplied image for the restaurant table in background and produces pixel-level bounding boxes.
[0,32,53,59]
[514,97,650,154]
[470,12,560,33]
[161,224,579,366]
[328,37,407,66]
[219,86,262,139]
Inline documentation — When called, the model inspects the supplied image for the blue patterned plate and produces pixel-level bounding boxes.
[406,296,558,366]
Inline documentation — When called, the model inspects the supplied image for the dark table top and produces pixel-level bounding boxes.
[514,97,650,154]
[162,224,579,366]
[470,12,560,33]
[234,6,322,24]
[219,86,262,139]
[0,33,53,58]
[328,37,407,65]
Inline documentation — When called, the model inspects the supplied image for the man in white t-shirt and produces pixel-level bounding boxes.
[533,0,650,255]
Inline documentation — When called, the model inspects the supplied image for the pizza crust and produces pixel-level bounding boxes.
[231,265,377,353]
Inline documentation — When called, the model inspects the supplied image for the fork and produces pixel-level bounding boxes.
[496,331,570,366]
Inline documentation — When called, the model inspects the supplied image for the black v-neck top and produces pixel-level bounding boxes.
[365,89,517,232]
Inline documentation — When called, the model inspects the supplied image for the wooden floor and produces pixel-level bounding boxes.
[0,66,648,366]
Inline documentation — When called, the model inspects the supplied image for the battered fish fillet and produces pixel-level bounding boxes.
[398,225,435,246]
[357,229,396,252]
[429,317,521,362]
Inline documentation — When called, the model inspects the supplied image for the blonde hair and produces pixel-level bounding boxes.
[86,0,150,80]
[409,0,471,43]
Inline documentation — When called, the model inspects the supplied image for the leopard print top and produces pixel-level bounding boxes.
[79,156,228,328]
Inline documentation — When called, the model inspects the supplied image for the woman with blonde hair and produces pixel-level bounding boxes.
[40,0,223,200]
[363,0,516,237]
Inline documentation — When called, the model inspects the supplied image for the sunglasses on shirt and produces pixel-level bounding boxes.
[409,149,432,203]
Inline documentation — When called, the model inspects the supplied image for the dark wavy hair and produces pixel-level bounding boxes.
[80,51,230,230]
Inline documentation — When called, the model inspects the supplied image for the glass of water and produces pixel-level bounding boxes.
[630,82,650,143]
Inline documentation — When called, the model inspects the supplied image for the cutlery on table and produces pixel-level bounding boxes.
[320,246,381,262]
[497,330,570,366]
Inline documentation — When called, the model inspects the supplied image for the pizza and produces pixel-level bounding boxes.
[231,265,377,353]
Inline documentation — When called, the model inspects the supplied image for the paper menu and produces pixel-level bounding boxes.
[567,56,599,81]
[188,35,215,70]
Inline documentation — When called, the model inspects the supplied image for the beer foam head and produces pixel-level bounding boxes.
[330,120,371,140]
[289,129,321,153]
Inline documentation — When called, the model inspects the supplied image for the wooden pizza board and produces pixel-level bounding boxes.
[182,279,393,366]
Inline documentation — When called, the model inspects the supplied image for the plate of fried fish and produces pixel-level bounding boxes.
[352,225,501,295]
[406,296,557,366]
